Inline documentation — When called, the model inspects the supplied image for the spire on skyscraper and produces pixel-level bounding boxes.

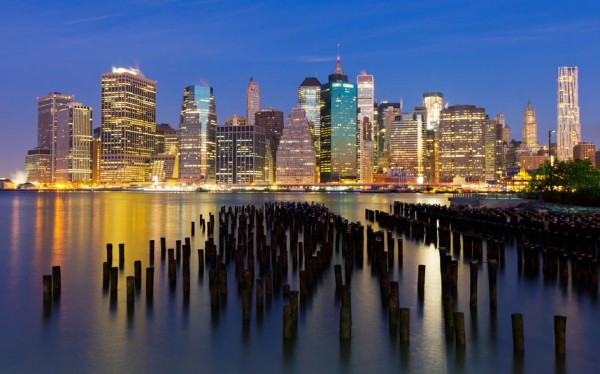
[328,45,348,83]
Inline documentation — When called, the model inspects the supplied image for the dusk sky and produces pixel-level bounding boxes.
[1,0,600,178]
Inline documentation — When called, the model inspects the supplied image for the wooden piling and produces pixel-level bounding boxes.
[146,267,154,300]
[418,265,426,295]
[160,237,166,259]
[43,275,52,303]
[149,240,155,264]
[106,243,113,265]
[110,267,118,295]
[242,289,251,321]
[488,260,497,308]
[389,281,399,326]
[126,276,134,306]
[399,308,410,343]
[191,221,195,236]
[470,260,478,308]
[455,312,465,346]
[102,262,109,289]
[554,315,567,355]
[398,239,403,265]
[511,313,525,351]
[198,249,205,275]
[134,260,142,290]
[119,243,125,267]
[256,278,264,308]
[283,305,294,339]
[340,306,352,339]
[443,295,454,328]
[51,266,61,299]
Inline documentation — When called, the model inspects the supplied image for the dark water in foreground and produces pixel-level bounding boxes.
[0,191,598,373]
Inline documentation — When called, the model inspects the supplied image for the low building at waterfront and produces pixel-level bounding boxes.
[276,108,316,184]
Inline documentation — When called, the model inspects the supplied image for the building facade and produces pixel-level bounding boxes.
[573,142,596,167]
[37,92,73,182]
[389,113,425,183]
[216,123,266,184]
[275,108,316,184]
[246,78,260,126]
[298,77,321,174]
[25,148,52,183]
[557,66,580,161]
[376,102,401,172]
[55,103,93,183]
[423,92,443,131]
[320,56,357,182]
[357,73,374,182]
[522,100,538,153]
[178,85,216,183]
[255,108,284,184]
[100,67,156,183]
[439,105,487,183]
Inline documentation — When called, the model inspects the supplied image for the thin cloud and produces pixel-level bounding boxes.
[295,56,337,63]
[64,14,123,25]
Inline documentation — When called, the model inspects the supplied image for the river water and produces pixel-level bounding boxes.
[0,191,597,373]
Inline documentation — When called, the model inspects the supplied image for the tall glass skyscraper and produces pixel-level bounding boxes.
[100,67,156,183]
[357,73,374,183]
[178,85,217,183]
[422,92,443,131]
[298,77,321,175]
[522,100,538,153]
[320,56,357,182]
[557,66,580,161]
[55,103,93,183]
[37,92,73,182]
[246,78,260,126]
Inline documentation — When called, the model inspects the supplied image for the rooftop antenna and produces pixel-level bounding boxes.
[337,43,340,60]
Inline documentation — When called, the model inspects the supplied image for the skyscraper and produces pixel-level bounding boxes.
[573,142,596,167]
[255,108,284,184]
[276,108,317,184]
[439,105,487,182]
[55,103,93,183]
[178,85,217,183]
[298,77,321,173]
[216,122,266,184]
[246,78,260,126]
[100,67,156,183]
[357,73,374,183]
[320,56,357,182]
[37,92,73,182]
[557,66,580,161]
[389,112,425,183]
[422,92,443,131]
[522,100,538,152]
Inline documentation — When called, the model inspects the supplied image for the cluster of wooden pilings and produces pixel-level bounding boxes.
[42,265,61,317]
[45,199,586,356]
[367,202,579,354]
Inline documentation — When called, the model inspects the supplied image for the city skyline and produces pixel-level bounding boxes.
[2,0,600,177]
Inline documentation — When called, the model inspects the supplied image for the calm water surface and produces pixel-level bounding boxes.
[0,191,598,373]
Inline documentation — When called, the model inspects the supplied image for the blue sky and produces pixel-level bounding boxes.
[1,0,600,177]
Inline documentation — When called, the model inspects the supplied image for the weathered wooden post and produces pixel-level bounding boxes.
[126,276,134,307]
[106,243,113,265]
[398,239,403,266]
[470,260,478,308]
[160,237,166,260]
[399,308,410,343]
[340,287,352,339]
[443,295,455,328]
[198,249,205,276]
[102,262,109,289]
[191,221,195,236]
[256,278,264,309]
[418,265,426,296]
[511,313,525,351]
[283,305,294,339]
[334,264,343,290]
[242,289,251,321]
[43,275,52,303]
[290,291,299,322]
[134,260,142,290]
[110,267,118,295]
[389,281,399,327]
[146,267,154,300]
[488,260,497,308]
[119,243,125,267]
[52,266,61,299]
[554,315,567,355]
[455,312,465,346]
[149,240,155,265]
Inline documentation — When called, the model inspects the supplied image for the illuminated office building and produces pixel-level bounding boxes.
[357,73,374,182]
[557,66,580,161]
[216,122,266,184]
[255,108,284,184]
[298,77,321,172]
[484,119,504,181]
[423,92,443,131]
[178,85,216,183]
[276,108,316,184]
[320,56,357,182]
[522,100,539,152]
[246,78,260,126]
[55,103,93,183]
[156,123,178,156]
[100,67,156,183]
[573,142,596,167]
[376,102,401,172]
[439,105,487,182]
[389,113,425,183]
[25,148,52,184]
[37,92,73,181]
